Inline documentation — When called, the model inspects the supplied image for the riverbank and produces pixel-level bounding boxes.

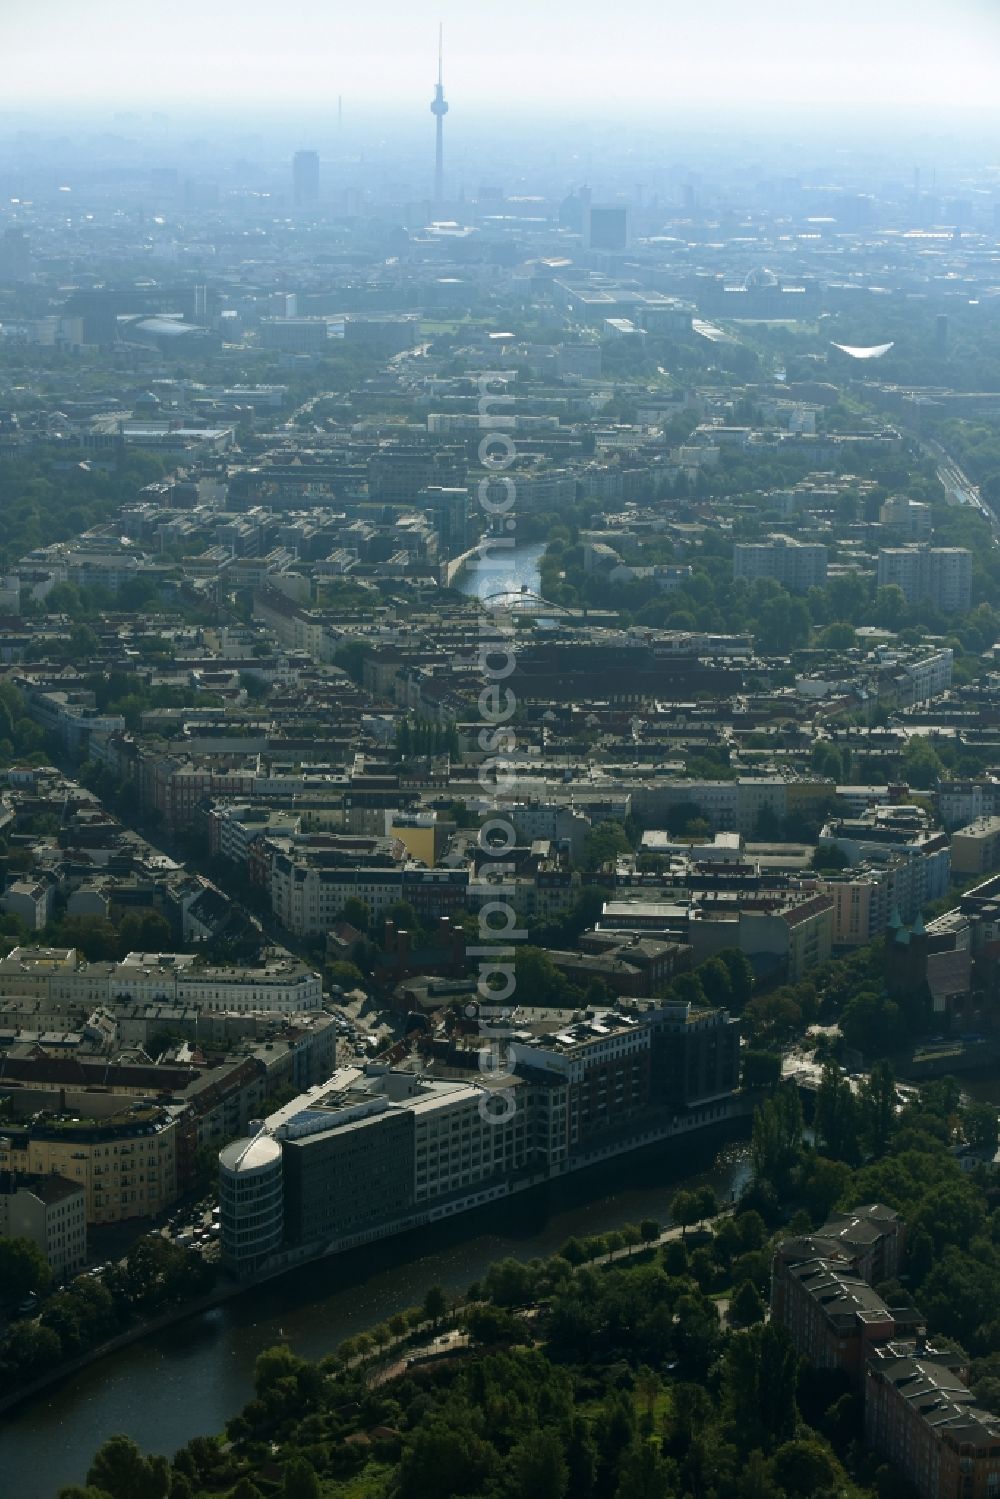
[0,1126,750,1498]
[0,1111,750,1421]
[439,540,484,588]
[452,538,545,601]
[0,1279,248,1419]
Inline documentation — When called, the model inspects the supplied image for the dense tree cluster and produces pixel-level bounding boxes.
[71,1056,1000,1499]
[0,1236,214,1397]
[0,450,169,562]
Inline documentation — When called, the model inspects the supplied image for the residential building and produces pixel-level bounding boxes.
[876,545,972,613]
[0,1106,178,1225]
[733,536,828,593]
[0,1171,87,1279]
[950,817,1000,878]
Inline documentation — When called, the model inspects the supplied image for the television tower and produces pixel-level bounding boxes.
[430,24,449,204]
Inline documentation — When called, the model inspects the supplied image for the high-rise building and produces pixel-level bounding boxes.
[420,485,469,561]
[585,205,631,251]
[733,535,828,593]
[430,25,449,202]
[0,228,31,283]
[292,150,320,206]
[876,545,972,614]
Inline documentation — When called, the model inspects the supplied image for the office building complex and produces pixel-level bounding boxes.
[220,998,740,1276]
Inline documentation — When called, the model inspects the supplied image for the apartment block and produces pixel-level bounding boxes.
[865,1349,1000,1499]
[876,545,972,614]
[0,1106,178,1225]
[950,817,1000,878]
[733,536,828,593]
[772,1204,1000,1499]
[0,1171,87,1279]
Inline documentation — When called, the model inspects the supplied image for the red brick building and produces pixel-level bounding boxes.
[865,1346,1000,1499]
[773,1203,1000,1499]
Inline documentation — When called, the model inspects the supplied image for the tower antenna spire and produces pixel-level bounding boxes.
[430,23,449,205]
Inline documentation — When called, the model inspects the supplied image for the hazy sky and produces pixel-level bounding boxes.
[6,0,1000,116]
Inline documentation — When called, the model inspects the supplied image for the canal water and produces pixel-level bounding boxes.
[454,540,545,604]
[0,1133,749,1497]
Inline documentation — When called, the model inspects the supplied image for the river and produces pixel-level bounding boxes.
[0,1132,749,1498]
[454,540,546,603]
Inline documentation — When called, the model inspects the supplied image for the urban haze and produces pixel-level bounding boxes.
[2,5,1000,1499]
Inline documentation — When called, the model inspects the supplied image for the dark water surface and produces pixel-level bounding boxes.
[1,1131,749,1497]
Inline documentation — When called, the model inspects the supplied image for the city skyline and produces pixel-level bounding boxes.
[4,0,1000,115]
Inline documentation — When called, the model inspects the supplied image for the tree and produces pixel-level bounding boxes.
[639,1217,661,1248]
[662,1239,688,1276]
[613,1441,674,1499]
[811,843,849,871]
[840,990,906,1056]
[504,1427,568,1499]
[67,623,100,661]
[911,1180,986,1257]
[661,972,705,1014]
[326,960,365,991]
[771,1437,839,1497]
[422,1284,447,1326]
[282,1457,320,1499]
[564,1415,598,1499]
[117,910,172,957]
[0,1235,51,1302]
[254,1343,305,1399]
[857,1058,897,1158]
[750,1084,803,1191]
[697,956,733,1008]
[87,1437,171,1499]
[963,1103,999,1156]
[596,1387,637,1492]
[397,1417,495,1499]
[814,1062,860,1164]
[742,1049,781,1089]
[670,1189,698,1240]
[799,1155,852,1224]
[672,1292,722,1378]
[695,1186,718,1224]
[340,896,370,933]
[465,1304,523,1346]
[901,735,945,789]
[227,1480,262,1499]
[0,1318,62,1380]
[742,989,802,1046]
[722,1322,798,1453]
[383,900,422,936]
[718,948,755,1009]
[730,1279,766,1326]
[513,946,574,1006]
[873,583,907,630]
[584,820,632,870]
[54,915,120,962]
[666,800,706,836]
